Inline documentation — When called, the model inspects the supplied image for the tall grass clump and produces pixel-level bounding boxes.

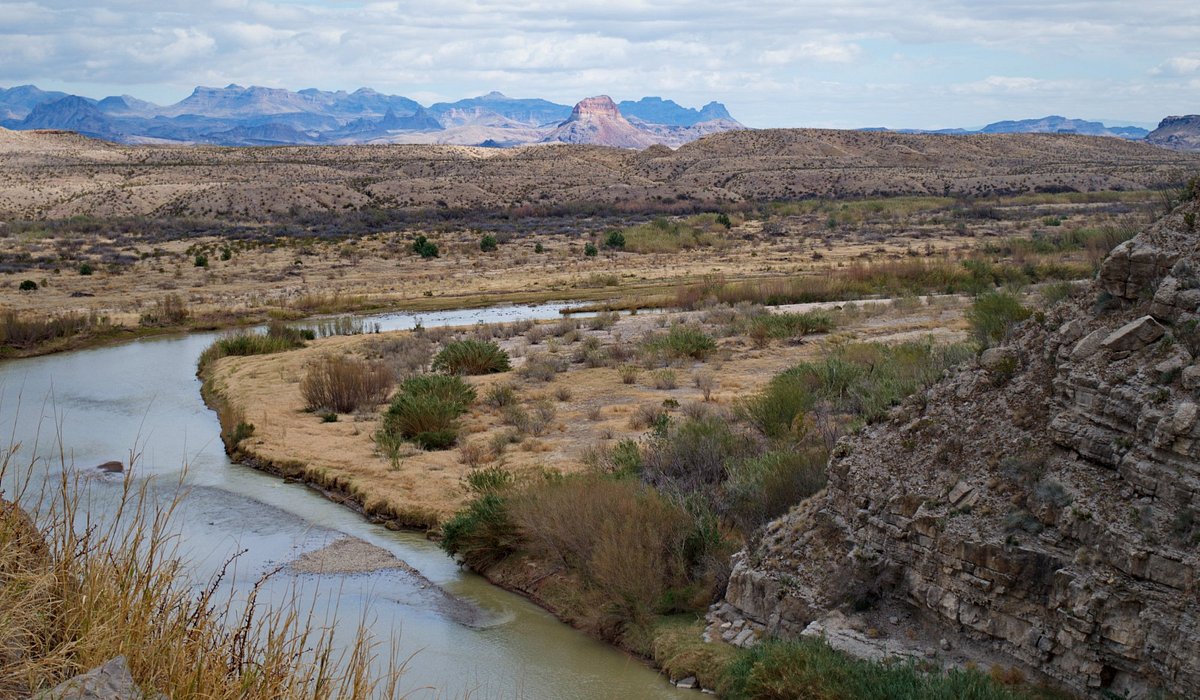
[431,339,511,375]
[0,443,402,699]
[380,373,476,450]
[967,291,1032,348]
[300,355,393,414]
[745,310,835,344]
[197,321,311,372]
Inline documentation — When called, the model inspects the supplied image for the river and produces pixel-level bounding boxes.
[0,303,686,699]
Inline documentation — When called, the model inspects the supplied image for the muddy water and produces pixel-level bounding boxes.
[0,303,686,699]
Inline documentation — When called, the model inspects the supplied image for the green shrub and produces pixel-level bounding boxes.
[604,230,626,249]
[967,291,1032,348]
[584,242,598,257]
[412,234,439,258]
[643,326,717,361]
[18,280,37,291]
[534,242,545,254]
[380,374,475,450]
[440,493,520,570]
[479,234,498,252]
[78,263,94,276]
[724,450,827,534]
[194,253,208,268]
[741,374,815,440]
[716,213,732,229]
[432,339,511,375]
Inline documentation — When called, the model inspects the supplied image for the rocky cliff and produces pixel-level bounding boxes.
[1147,116,1200,152]
[710,190,1200,697]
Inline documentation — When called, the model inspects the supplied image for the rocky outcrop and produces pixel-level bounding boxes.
[711,196,1200,697]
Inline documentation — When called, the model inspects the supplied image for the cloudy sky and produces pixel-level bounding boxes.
[2,0,1198,128]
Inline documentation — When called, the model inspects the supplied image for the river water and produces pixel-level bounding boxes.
[0,303,686,699]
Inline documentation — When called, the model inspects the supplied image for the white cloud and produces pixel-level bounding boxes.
[1,1,1198,127]
[1152,55,1200,77]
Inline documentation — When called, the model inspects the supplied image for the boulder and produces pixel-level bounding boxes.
[34,656,144,700]
[1100,316,1165,353]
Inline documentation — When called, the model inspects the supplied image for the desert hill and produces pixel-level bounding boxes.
[0,126,1197,222]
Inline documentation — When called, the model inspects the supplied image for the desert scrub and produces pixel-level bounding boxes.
[620,216,723,254]
[968,291,1032,348]
[744,341,973,435]
[432,339,511,375]
[197,321,311,372]
[642,325,717,361]
[380,373,476,450]
[300,354,393,414]
[641,416,756,497]
[0,446,402,699]
[519,353,568,381]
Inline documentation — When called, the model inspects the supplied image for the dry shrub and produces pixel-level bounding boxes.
[138,293,190,327]
[300,355,393,414]
[366,334,433,378]
[513,477,694,638]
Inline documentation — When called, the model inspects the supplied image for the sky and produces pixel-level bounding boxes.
[1,1,1198,129]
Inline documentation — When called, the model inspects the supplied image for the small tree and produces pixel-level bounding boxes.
[18,280,37,291]
[480,234,498,252]
[412,235,439,258]
[584,242,598,257]
[534,242,545,254]
[78,263,94,276]
[194,254,208,268]
[604,230,626,249]
[716,213,732,229]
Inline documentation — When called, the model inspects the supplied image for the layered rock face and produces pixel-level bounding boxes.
[713,196,1200,697]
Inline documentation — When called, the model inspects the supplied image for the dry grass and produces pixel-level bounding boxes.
[0,440,403,699]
